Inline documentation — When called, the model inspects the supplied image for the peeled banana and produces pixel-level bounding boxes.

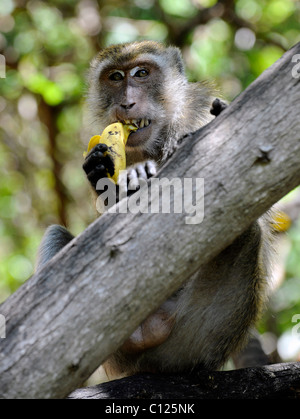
[85,122,137,183]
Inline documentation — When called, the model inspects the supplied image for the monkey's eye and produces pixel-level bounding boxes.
[109,71,125,81]
[134,69,149,78]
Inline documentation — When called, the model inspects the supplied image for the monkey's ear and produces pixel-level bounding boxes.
[166,46,185,75]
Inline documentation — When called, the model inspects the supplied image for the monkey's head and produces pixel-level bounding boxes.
[86,41,213,164]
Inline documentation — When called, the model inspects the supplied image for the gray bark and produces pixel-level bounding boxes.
[0,42,300,399]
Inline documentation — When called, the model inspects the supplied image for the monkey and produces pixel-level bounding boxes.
[37,40,273,379]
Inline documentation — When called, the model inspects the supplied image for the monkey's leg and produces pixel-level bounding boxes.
[108,221,268,376]
[36,225,74,270]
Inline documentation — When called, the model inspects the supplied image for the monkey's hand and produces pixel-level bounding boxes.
[83,143,114,192]
[119,161,157,198]
[210,98,227,116]
[83,147,157,201]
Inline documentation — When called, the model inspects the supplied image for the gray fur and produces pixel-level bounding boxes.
[105,216,274,375]
[36,225,74,271]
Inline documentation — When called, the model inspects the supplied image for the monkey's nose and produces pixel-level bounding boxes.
[120,103,136,110]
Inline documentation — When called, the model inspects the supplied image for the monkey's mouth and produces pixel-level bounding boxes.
[122,118,151,129]
[119,118,152,147]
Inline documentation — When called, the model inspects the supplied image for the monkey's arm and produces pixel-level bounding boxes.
[37,145,112,269]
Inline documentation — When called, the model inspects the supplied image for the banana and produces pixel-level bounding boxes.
[84,122,137,183]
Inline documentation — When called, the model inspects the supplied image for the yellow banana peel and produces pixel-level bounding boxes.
[84,122,137,183]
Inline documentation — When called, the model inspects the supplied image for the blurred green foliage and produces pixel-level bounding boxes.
[0,0,300,360]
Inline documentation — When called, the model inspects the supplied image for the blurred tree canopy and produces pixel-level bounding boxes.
[0,0,300,362]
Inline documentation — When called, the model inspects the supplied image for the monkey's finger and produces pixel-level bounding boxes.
[87,143,108,157]
[145,161,157,178]
[83,151,107,174]
[87,165,107,188]
[118,171,128,198]
[136,164,148,181]
[127,168,140,191]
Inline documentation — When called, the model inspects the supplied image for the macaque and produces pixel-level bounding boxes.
[38,41,272,379]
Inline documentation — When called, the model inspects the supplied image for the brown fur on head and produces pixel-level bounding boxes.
[86,40,215,166]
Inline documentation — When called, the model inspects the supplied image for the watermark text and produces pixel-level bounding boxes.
[96,173,205,225]
[0,54,6,79]
[291,54,300,79]
[0,314,6,339]
[292,314,300,337]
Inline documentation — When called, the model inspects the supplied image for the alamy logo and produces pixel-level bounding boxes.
[291,54,300,79]
[0,314,6,339]
[292,314,300,337]
[96,174,205,225]
[0,54,6,79]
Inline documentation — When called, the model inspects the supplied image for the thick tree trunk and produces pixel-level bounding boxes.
[0,43,299,399]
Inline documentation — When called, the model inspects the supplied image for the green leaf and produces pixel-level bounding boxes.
[25,73,64,105]
[159,0,198,18]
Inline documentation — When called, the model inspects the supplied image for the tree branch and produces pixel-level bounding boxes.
[38,100,69,227]
[68,362,300,399]
[0,43,299,399]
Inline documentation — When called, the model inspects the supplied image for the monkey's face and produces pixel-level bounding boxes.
[98,61,166,151]
[87,42,188,161]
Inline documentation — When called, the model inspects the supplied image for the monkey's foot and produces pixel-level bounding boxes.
[118,160,157,198]
[120,302,176,354]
